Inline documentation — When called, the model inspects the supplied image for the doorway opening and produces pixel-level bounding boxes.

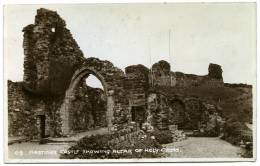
[37,114,46,141]
[71,74,107,132]
[131,106,145,128]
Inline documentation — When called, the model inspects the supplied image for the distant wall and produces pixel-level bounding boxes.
[173,72,223,88]
[149,60,176,87]
[149,60,224,88]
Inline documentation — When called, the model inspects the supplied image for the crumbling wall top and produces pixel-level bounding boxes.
[208,63,223,80]
[152,60,171,74]
[35,8,66,27]
[23,8,85,96]
[125,64,149,76]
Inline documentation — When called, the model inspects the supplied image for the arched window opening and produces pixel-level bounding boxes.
[85,74,104,90]
[51,27,55,32]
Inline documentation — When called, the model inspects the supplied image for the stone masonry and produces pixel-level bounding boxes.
[23,8,85,96]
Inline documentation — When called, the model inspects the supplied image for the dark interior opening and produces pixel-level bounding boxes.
[131,106,145,128]
[38,115,46,139]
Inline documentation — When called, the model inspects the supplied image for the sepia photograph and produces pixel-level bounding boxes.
[3,2,256,163]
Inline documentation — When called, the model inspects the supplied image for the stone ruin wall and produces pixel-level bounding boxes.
[9,8,91,138]
[8,8,132,138]
[9,8,85,138]
[147,92,223,134]
[8,81,35,137]
[149,60,224,88]
[8,80,58,139]
[124,64,150,107]
[149,60,176,87]
[23,8,85,96]
[8,78,108,138]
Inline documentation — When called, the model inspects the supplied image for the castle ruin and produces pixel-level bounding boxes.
[8,8,252,140]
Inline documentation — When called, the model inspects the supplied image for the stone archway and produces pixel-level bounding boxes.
[146,91,189,130]
[59,67,111,135]
[183,98,205,130]
[59,58,129,136]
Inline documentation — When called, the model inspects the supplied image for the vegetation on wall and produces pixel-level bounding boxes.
[150,128,173,144]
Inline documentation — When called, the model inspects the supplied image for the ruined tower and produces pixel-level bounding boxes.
[23,8,85,96]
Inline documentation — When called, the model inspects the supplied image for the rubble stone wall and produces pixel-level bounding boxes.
[146,92,221,131]
[173,72,223,88]
[8,81,32,137]
[107,123,141,146]
[8,81,53,139]
[125,64,149,107]
[23,8,85,96]
[149,60,176,87]
[149,60,224,88]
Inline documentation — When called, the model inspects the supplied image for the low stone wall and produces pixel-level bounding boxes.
[107,130,143,147]
[107,123,142,146]
[169,125,187,142]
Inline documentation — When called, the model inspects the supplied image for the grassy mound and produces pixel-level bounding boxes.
[60,133,163,159]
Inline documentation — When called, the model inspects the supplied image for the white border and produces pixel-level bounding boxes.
[1,0,259,165]
[3,158,257,163]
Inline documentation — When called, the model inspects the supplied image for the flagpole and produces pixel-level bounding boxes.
[149,36,153,87]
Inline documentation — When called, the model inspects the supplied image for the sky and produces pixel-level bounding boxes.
[4,3,256,87]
